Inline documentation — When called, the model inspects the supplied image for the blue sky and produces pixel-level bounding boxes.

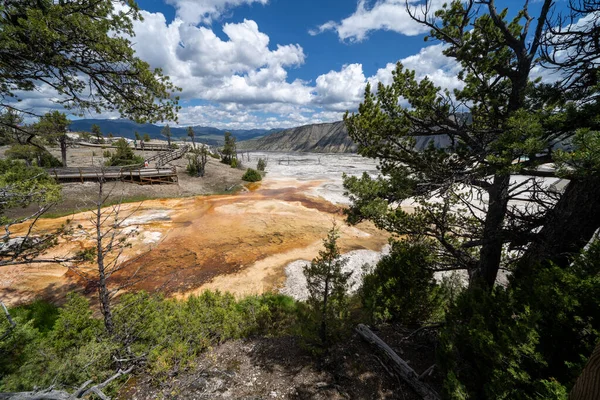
[22,0,574,129]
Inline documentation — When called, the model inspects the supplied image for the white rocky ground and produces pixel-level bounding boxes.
[241,152,387,300]
[279,246,390,301]
[241,152,380,205]
[245,151,540,297]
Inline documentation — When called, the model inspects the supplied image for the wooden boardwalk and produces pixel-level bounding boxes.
[75,141,174,152]
[48,166,178,185]
[50,141,192,185]
[150,144,191,167]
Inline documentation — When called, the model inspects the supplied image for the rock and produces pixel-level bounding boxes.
[238,120,454,153]
[237,121,355,153]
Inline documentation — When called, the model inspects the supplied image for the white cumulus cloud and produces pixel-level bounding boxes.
[11,3,470,129]
[368,43,462,92]
[311,0,446,42]
[314,64,368,111]
[165,0,268,24]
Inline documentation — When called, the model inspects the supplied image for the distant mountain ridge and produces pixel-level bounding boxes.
[238,121,356,153]
[69,119,281,146]
[238,121,452,153]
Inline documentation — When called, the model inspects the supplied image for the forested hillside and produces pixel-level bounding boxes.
[70,119,279,145]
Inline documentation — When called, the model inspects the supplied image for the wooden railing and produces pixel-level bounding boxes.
[156,145,190,167]
[48,166,178,185]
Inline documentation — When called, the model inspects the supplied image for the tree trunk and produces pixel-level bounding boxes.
[519,178,600,272]
[0,366,133,399]
[167,135,171,148]
[95,180,114,335]
[320,272,330,347]
[60,135,67,167]
[570,341,600,400]
[473,173,511,289]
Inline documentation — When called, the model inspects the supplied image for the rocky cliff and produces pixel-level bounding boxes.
[238,121,356,153]
[238,121,453,153]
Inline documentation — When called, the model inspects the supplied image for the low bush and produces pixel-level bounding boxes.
[6,144,62,167]
[257,158,267,171]
[105,138,144,166]
[0,159,61,212]
[0,294,114,392]
[438,241,600,399]
[242,168,262,182]
[0,291,300,391]
[186,147,208,177]
[361,240,443,325]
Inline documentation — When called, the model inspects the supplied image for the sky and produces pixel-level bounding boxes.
[21,0,576,129]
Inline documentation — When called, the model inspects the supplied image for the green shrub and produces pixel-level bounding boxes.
[361,240,442,324]
[439,287,546,400]
[511,241,600,386]
[0,290,302,389]
[112,290,299,380]
[242,168,262,182]
[6,144,62,167]
[10,300,59,334]
[438,242,600,399]
[105,138,143,166]
[238,293,298,337]
[257,158,267,171]
[0,159,61,212]
[230,158,238,168]
[0,294,115,392]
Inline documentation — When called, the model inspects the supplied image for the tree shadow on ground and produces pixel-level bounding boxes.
[120,330,438,399]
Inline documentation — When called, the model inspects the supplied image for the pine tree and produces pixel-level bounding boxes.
[91,124,102,143]
[344,0,600,290]
[0,0,180,123]
[187,126,195,148]
[303,224,351,349]
[221,131,237,165]
[162,124,172,148]
[34,111,70,167]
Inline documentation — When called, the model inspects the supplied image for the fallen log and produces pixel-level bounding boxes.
[355,324,441,400]
[0,367,133,400]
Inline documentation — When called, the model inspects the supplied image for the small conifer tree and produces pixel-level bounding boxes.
[91,124,102,142]
[257,158,266,171]
[187,126,195,148]
[303,223,351,349]
[162,124,172,147]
